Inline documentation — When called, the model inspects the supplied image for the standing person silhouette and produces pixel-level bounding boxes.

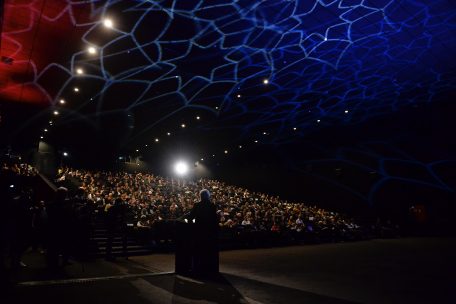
[46,187,69,269]
[188,189,219,276]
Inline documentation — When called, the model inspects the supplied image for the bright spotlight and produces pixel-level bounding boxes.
[76,68,84,75]
[74,87,79,92]
[59,99,65,104]
[103,18,113,28]
[53,110,59,115]
[155,138,159,142]
[174,161,189,176]
[88,46,97,54]
[263,79,269,84]
[63,152,68,157]
[181,123,186,128]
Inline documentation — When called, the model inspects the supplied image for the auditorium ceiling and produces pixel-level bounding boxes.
[1,0,456,156]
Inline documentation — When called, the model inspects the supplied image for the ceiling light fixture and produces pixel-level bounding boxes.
[103,18,113,28]
[174,161,189,176]
[88,46,97,54]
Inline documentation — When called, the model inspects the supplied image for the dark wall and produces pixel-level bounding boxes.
[33,141,57,177]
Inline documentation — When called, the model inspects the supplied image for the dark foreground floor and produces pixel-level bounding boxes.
[2,237,456,304]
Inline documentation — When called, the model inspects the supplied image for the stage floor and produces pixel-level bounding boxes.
[4,237,456,304]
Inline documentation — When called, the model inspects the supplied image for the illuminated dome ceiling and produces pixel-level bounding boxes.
[1,0,455,154]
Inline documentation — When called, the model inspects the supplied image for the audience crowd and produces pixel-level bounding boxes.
[2,162,38,177]
[57,167,363,241]
[1,162,403,273]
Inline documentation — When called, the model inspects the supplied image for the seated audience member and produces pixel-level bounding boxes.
[137,215,150,228]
